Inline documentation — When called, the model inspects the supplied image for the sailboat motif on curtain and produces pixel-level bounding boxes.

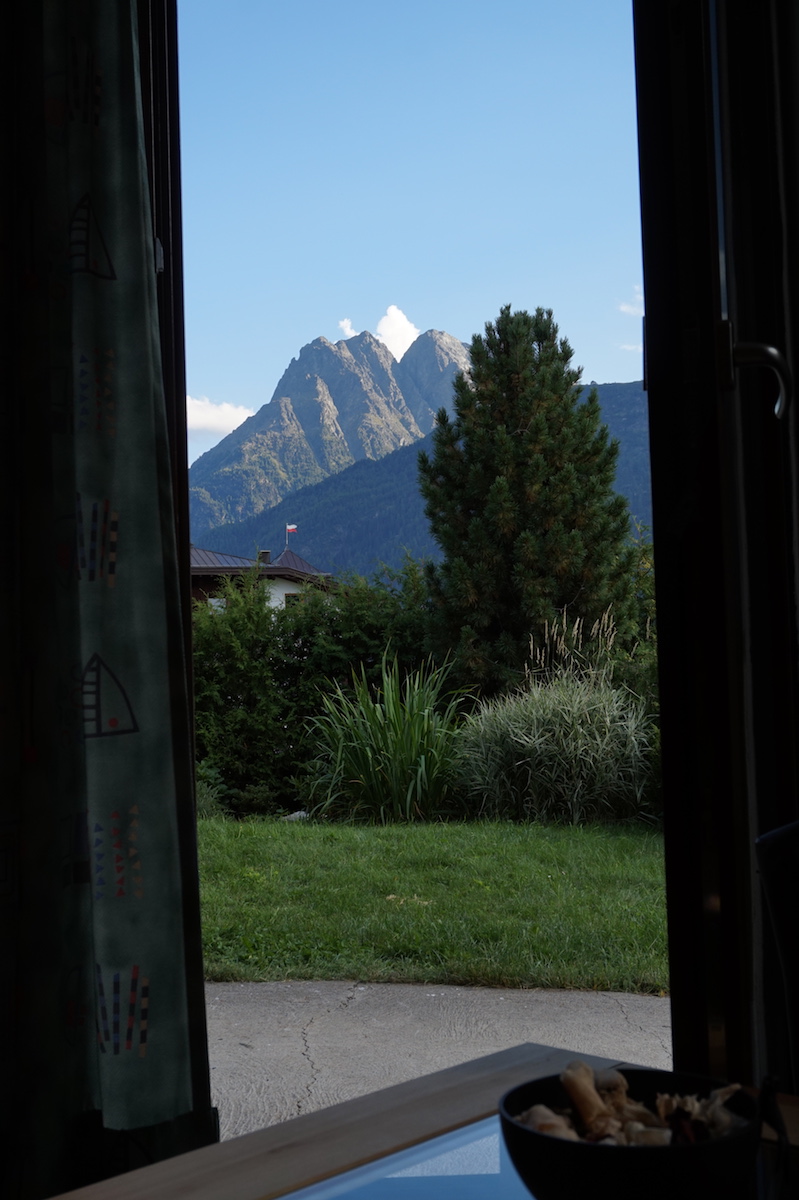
[80,654,138,738]
[69,194,117,279]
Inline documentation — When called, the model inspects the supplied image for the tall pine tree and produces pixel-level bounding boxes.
[418,305,637,694]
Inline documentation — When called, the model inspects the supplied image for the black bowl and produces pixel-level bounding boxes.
[499,1068,761,1200]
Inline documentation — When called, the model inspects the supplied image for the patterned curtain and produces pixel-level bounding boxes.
[1,3,218,1195]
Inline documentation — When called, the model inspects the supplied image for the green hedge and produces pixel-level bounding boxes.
[192,560,433,813]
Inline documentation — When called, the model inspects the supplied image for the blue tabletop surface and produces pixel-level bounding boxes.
[287,1116,531,1199]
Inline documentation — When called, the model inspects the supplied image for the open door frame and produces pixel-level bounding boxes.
[634,0,799,1088]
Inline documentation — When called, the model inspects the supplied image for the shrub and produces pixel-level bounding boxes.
[306,655,467,822]
[195,761,231,819]
[527,603,660,749]
[525,535,660,722]
[192,570,281,796]
[226,781,292,819]
[452,669,658,824]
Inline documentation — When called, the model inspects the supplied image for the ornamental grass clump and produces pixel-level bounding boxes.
[453,670,657,824]
[307,654,466,823]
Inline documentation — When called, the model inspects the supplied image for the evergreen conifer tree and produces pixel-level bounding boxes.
[418,305,637,694]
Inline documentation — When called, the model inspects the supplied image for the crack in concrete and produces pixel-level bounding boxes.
[613,995,673,1062]
[612,995,632,1024]
[656,1022,673,1058]
[337,982,361,1011]
[297,1015,318,1116]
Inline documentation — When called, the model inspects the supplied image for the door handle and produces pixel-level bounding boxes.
[733,341,791,419]
[717,320,791,418]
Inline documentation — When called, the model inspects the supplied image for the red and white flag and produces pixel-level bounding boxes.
[286,524,297,533]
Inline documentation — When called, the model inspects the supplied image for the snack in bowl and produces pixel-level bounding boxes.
[499,1063,761,1200]
[513,1059,749,1145]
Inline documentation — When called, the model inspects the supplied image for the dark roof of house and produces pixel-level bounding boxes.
[190,544,330,583]
[190,547,257,571]
[266,547,328,576]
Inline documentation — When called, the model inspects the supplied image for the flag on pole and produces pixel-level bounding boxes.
[286,524,297,532]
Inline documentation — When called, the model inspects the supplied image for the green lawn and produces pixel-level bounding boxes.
[198,820,668,994]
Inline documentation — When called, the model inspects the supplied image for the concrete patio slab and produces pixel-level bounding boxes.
[205,981,672,1140]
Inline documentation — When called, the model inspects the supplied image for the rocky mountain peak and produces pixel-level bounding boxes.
[341,329,391,354]
[189,324,474,545]
[402,329,469,374]
[394,330,471,430]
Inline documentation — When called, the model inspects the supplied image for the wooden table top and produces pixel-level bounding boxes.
[56,1042,799,1200]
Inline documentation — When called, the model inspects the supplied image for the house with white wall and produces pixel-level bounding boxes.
[190,545,331,608]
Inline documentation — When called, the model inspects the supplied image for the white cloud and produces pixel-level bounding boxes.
[186,395,254,435]
[619,284,645,318]
[620,343,644,353]
[375,305,420,360]
[338,318,360,339]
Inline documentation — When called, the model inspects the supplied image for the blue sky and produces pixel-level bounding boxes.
[177,1,643,463]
